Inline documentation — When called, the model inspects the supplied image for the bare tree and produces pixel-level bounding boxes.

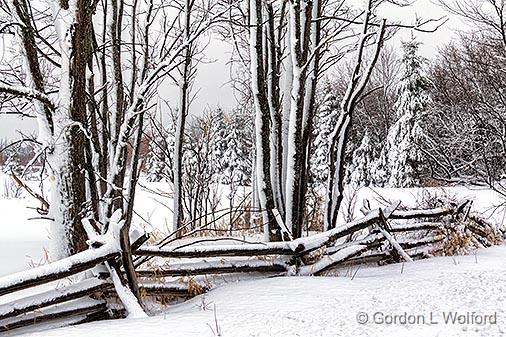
[424,33,506,190]
[325,0,386,230]
[438,0,506,50]
[0,0,229,313]
[173,0,197,234]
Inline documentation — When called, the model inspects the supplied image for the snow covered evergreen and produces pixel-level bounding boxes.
[214,111,252,187]
[310,93,340,187]
[374,36,430,188]
[348,132,374,187]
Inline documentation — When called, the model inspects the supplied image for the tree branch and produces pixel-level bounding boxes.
[0,83,56,112]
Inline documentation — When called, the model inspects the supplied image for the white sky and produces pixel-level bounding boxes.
[0,0,466,142]
[379,0,466,56]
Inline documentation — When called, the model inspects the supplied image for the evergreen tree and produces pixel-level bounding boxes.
[213,109,252,187]
[348,132,374,187]
[310,93,340,187]
[145,120,175,182]
[370,145,388,187]
[376,36,430,188]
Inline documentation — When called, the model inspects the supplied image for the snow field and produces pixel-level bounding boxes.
[16,246,506,337]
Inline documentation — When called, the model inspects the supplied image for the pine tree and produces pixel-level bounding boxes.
[145,120,175,183]
[213,110,252,187]
[348,132,374,187]
[380,36,430,188]
[370,146,388,187]
[310,93,340,187]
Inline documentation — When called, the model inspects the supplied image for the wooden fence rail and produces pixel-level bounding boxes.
[1,198,501,334]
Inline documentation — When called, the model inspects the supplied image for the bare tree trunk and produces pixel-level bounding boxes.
[324,1,386,229]
[66,0,93,254]
[173,0,193,235]
[325,114,351,230]
[284,0,312,238]
[297,0,321,237]
[37,0,92,257]
[250,0,281,241]
[109,0,126,215]
[98,3,110,197]
[281,16,293,198]
[266,3,284,216]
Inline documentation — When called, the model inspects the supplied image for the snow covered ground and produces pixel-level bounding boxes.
[1,179,505,274]
[0,198,51,277]
[1,177,506,336]
[15,245,506,337]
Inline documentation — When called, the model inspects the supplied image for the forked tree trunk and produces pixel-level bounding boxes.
[284,0,312,238]
[324,1,386,229]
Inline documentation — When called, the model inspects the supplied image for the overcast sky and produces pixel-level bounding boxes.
[0,0,466,142]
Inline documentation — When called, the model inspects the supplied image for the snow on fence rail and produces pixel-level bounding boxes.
[0,218,135,333]
[0,278,112,321]
[0,246,119,296]
[0,223,207,333]
[0,243,120,332]
[0,198,500,334]
[135,242,297,259]
[133,199,502,281]
[0,298,108,333]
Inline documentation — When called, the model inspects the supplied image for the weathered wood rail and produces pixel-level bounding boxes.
[0,198,501,334]
[133,199,500,280]
[0,247,119,332]
[136,259,289,278]
[0,227,151,333]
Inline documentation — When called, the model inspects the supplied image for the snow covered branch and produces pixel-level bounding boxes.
[0,83,56,112]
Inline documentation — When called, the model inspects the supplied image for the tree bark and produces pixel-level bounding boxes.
[173,0,193,235]
[66,0,93,254]
[284,0,312,238]
[250,0,281,241]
